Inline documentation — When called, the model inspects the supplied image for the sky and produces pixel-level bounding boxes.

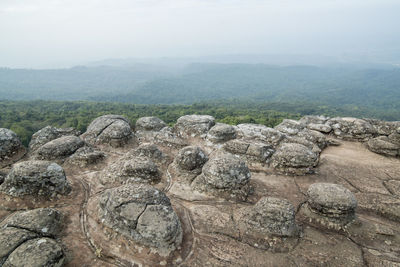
[0,0,399,68]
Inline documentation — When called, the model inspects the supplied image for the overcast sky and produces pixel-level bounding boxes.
[1,0,399,68]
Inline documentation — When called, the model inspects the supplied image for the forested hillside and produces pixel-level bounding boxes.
[1,100,397,147]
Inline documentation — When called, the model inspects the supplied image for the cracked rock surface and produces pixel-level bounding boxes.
[98,184,182,253]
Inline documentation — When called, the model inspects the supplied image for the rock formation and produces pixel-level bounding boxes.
[0,128,26,168]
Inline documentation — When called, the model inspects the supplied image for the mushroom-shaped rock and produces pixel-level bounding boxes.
[175,146,208,171]
[135,116,167,131]
[271,143,319,175]
[1,208,63,237]
[306,183,357,226]
[99,184,182,253]
[66,146,105,167]
[242,197,299,237]
[29,125,80,152]
[0,160,70,197]
[327,117,377,140]
[174,115,215,137]
[82,115,133,147]
[207,123,237,143]
[275,119,305,135]
[32,135,84,161]
[367,136,400,157]
[2,238,65,267]
[0,128,26,168]
[100,157,160,185]
[192,153,252,200]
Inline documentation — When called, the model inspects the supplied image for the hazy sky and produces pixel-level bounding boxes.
[1,0,399,68]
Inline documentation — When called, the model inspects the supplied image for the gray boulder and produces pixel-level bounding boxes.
[239,197,299,238]
[29,126,80,152]
[307,123,332,133]
[0,227,38,265]
[367,136,400,157]
[299,115,330,125]
[99,184,182,253]
[223,140,274,163]
[175,146,208,172]
[327,117,377,140]
[82,115,133,147]
[275,119,305,135]
[135,116,167,131]
[0,160,70,197]
[32,135,84,161]
[364,119,400,136]
[174,115,215,137]
[306,183,357,226]
[100,157,160,185]
[236,124,285,146]
[2,238,65,267]
[1,208,63,237]
[0,128,26,168]
[207,123,237,143]
[271,143,319,175]
[154,127,189,149]
[389,132,400,145]
[192,153,252,200]
[66,146,105,167]
[124,143,165,163]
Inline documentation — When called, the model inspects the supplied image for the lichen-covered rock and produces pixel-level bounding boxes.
[1,208,63,237]
[271,143,319,175]
[275,119,305,135]
[299,115,330,125]
[240,197,299,237]
[82,115,133,147]
[99,184,182,253]
[236,124,285,146]
[174,115,215,137]
[327,117,377,140]
[0,227,38,265]
[0,128,26,168]
[135,116,167,131]
[124,143,166,163]
[175,146,208,171]
[223,140,250,155]
[207,123,237,143]
[192,153,252,200]
[364,119,400,136]
[29,126,80,152]
[305,183,357,227]
[389,132,400,145]
[223,140,274,163]
[66,146,105,167]
[100,157,160,185]
[367,136,400,157]
[154,127,189,149]
[32,135,84,161]
[2,238,65,267]
[0,160,70,197]
[307,123,332,133]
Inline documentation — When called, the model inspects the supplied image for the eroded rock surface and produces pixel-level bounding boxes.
[192,153,252,200]
[98,184,182,253]
[174,115,215,137]
[135,116,167,131]
[303,183,357,228]
[0,160,70,197]
[271,143,318,175]
[207,123,237,143]
[32,135,85,161]
[82,115,133,147]
[0,128,26,168]
[29,126,80,152]
[65,146,105,167]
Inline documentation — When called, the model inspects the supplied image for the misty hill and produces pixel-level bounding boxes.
[1,63,399,118]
